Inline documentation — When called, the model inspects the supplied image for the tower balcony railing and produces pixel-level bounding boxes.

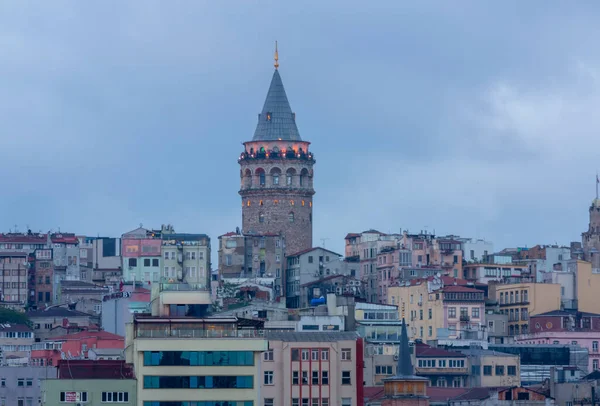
[238,150,315,162]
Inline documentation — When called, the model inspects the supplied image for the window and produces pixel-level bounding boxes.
[302,371,309,384]
[428,308,432,319]
[312,399,319,406]
[321,370,329,385]
[507,366,517,376]
[312,349,319,361]
[264,399,274,406]
[292,371,299,385]
[594,341,599,352]
[292,400,299,406]
[342,399,352,406]
[287,174,292,185]
[321,349,329,360]
[484,365,492,376]
[341,371,351,385]
[144,258,151,267]
[448,307,456,318]
[17,378,24,387]
[472,307,480,318]
[322,399,329,406]
[341,348,351,361]
[263,371,274,385]
[302,400,309,406]
[428,326,432,337]
[375,365,393,375]
[289,212,295,223]
[101,392,129,403]
[594,360,599,370]
[312,370,319,385]
[495,365,505,375]
[259,172,266,185]
[263,350,274,361]
[128,258,137,267]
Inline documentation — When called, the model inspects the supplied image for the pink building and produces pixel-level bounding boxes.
[263,331,364,406]
[514,309,600,372]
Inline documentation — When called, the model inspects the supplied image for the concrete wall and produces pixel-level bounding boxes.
[42,378,136,406]
[0,365,56,406]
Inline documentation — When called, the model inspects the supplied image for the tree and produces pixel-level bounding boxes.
[0,308,32,327]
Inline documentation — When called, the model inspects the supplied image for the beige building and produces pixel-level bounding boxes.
[0,253,28,309]
[0,323,34,363]
[387,276,485,342]
[262,331,362,406]
[160,225,211,289]
[573,260,600,314]
[126,316,266,406]
[489,282,561,335]
[460,349,521,388]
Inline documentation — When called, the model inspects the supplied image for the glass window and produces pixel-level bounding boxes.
[341,371,351,385]
[143,351,254,366]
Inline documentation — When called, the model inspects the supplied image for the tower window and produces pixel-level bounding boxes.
[289,212,295,223]
[273,174,279,185]
[302,200,305,206]
[274,200,279,205]
[309,202,312,208]
[259,172,266,186]
[290,200,295,206]
[259,213,265,223]
[266,112,272,121]
[286,174,292,185]
[259,200,263,206]
[247,200,251,207]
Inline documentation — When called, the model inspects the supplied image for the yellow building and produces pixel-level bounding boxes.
[574,260,600,314]
[126,316,266,406]
[490,282,561,335]
[387,277,485,341]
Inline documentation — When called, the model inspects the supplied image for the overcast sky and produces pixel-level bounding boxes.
[1,1,600,260]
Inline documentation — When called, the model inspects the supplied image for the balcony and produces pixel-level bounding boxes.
[459,315,470,322]
[238,150,315,163]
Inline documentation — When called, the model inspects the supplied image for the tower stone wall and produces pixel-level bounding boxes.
[239,140,315,256]
[582,198,600,269]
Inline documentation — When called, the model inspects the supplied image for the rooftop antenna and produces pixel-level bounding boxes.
[320,238,330,249]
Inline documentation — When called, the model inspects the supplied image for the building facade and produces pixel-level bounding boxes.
[121,227,162,284]
[0,365,57,406]
[0,323,34,363]
[32,249,54,308]
[286,248,344,308]
[160,226,211,289]
[0,253,28,308]
[488,282,561,336]
[238,57,315,257]
[126,316,266,406]
[581,196,600,271]
[263,331,364,406]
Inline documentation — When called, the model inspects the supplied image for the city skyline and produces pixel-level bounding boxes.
[2,2,600,258]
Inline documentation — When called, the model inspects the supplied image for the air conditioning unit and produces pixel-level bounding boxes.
[393,355,399,361]
[335,287,343,295]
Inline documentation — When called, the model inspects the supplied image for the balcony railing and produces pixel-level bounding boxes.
[159,283,207,292]
[460,315,470,322]
[135,327,263,339]
[415,366,469,375]
[238,150,315,162]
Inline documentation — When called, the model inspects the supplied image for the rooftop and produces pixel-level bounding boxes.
[287,247,343,258]
[265,331,359,342]
[416,343,467,358]
[0,323,32,333]
[533,309,600,317]
[252,69,301,142]
[27,307,92,318]
[443,285,484,294]
[51,330,124,341]
[56,360,134,379]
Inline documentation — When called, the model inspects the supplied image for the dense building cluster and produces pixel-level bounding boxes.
[3,54,600,406]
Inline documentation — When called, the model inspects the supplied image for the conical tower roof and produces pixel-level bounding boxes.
[252,69,302,142]
[396,318,415,377]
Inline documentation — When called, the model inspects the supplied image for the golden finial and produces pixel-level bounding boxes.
[274,41,279,70]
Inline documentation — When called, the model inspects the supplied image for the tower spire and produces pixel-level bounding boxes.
[274,41,279,70]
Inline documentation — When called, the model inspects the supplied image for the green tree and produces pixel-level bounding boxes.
[0,308,31,327]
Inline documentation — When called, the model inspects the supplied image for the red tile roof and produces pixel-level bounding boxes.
[415,343,467,358]
[287,247,342,258]
[442,285,483,293]
[220,232,238,237]
[363,387,384,401]
[344,233,361,239]
[57,360,135,379]
[51,330,124,341]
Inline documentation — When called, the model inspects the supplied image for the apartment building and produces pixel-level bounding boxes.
[387,276,485,342]
[459,348,521,387]
[414,343,469,388]
[0,323,34,363]
[0,253,28,309]
[27,307,95,341]
[126,316,266,406]
[122,227,162,284]
[160,226,211,289]
[488,282,561,335]
[462,263,527,284]
[32,249,54,308]
[42,360,136,406]
[263,331,364,406]
[0,365,57,406]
